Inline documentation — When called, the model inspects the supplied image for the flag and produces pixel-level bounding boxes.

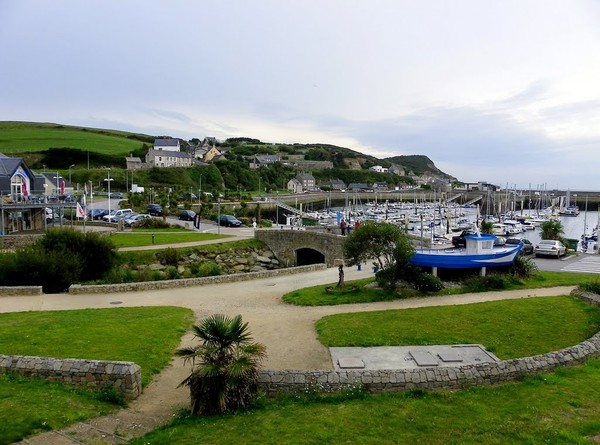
[76,202,85,218]
[22,178,29,197]
[60,180,65,195]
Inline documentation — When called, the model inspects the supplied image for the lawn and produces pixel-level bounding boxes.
[315,296,600,359]
[0,121,146,155]
[0,306,193,444]
[282,271,598,306]
[130,361,600,444]
[130,295,600,445]
[109,231,231,248]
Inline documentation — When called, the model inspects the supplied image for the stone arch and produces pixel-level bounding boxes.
[296,248,325,266]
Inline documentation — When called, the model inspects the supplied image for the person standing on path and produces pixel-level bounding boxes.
[340,219,347,236]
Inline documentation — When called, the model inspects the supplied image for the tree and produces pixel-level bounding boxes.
[480,220,494,234]
[176,314,266,415]
[343,221,415,289]
[540,219,565,240]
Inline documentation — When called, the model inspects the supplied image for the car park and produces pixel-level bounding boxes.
[178,209,196,221]
[534,240,566,258]
[217,214,242,227]
[147,204,163,216]
[88,208,108,220]
[506,237,534,255]
[124,213,151,227]
[103,208,134,223]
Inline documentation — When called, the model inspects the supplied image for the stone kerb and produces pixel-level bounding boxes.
[258,289,600,396]
[69,263,327,294]
[0,355,142,400]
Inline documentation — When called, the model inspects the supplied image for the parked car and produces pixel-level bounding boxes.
[178,210,196,221]
[534,240,566,258]
[103,208,134,223]
[493,236,506,246]
[124,213,151,227]
[147,203,163,216]
[88,208,108,220]
[109,192,124,199]
[506,237,534,255]
[217,214,242,227]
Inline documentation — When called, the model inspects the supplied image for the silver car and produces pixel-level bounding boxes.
[534,240,566,258]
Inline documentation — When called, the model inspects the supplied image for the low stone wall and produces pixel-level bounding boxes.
[69,263,327,294]
[0,286,43,296]
[0,355,142,400]
[258,289,600,396]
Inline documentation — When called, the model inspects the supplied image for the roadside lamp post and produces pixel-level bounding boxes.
[68,164,75,184]
[104,170,113,215]
[53,172,62,196]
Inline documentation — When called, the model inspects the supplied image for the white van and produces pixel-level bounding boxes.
[103,208,133,223]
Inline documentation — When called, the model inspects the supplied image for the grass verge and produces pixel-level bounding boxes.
[130,359,600,444]
[110,231,230,248]
[282,271,597,306]
[0,306,193,444]
[315,296,600,358]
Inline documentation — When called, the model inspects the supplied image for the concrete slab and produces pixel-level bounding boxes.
[337,357,365,369]
[330,344,500,370]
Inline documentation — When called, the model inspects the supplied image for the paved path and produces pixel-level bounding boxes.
[9,267,576,444]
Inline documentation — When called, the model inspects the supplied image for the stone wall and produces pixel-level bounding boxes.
[255,229,344,267]
[69,263,327,294]
[0,233,43,250]
[0,355,142,400]
[0,286,43,296]
[258,289,600,396]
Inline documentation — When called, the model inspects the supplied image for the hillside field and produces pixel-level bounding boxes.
[0,121,151,156]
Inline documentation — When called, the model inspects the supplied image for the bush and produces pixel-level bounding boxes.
[155,248,180,266]
[464,274,508,292]
[510,254,538,279]
[580,279,600,294]
[165,266,181,280]
[413,273,444,292]
[197,262,222,277]
[135,218,171,229]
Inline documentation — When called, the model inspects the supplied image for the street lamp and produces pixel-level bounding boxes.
[104,170,114,215]
[53,172,62,196]
[68,164,75,184]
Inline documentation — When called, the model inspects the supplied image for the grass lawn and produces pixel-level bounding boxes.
[109,231,231,248]
[282,271,599,306]
[0,306,193,444]
[130,360,600,444]
[316,296,600,358]
[0,121,145,155]
[130,294,600,445]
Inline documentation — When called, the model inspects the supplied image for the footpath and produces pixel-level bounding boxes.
[9,264,577,444]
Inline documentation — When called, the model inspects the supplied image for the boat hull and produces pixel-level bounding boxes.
[410,245,522,269]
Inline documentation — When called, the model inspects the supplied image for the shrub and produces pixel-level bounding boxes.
[510,254,538,279]
[155,248,180,266]
[197,262,222,277]
[580,279,600,294]
[135,218,171,229]
[413,273,444,292]
[165,266,181,280]
[464,274,508,292]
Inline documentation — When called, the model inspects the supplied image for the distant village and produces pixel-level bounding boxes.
[126,137,498,195]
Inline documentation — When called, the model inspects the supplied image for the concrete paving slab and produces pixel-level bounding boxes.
[330,344,500,370]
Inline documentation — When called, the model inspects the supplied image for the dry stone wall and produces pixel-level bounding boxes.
[0,355,141,400]
[258,289,600,396]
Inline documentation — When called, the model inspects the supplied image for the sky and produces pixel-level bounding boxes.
[1,0,600,191]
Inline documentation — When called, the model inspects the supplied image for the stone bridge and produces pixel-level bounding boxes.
[254,228,345,267]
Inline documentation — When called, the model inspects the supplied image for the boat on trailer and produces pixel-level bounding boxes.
[410,234,522,275]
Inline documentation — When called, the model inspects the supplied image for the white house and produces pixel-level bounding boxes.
[145,149,193,168]
[153,138,181,152]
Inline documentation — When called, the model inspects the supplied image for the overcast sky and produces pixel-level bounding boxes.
[2,0,600,190]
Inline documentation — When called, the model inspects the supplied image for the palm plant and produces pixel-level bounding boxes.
[539,219,565,240]
[176,314,266,415]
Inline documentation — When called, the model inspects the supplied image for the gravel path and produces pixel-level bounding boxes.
[8,267,575,445]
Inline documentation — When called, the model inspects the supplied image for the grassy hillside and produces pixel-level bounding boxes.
[0,121,152,155]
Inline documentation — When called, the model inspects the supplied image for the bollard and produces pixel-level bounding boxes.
[152,233,155,245]
[357,264,362,271]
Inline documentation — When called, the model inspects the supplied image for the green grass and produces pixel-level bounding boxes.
[0,306,194,386]
[130,359,600,444]
[282,271,598,306]
[0,306,193,444]
[0,373,119,445]
[109,231,230,248]
[315,296,600,359]
[0,121,146,155]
